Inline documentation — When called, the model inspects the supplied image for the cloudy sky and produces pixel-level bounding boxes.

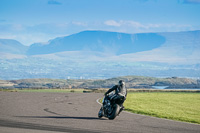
[0,0,200,45]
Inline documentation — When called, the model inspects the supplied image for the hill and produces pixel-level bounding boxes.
[25,30,200,65]
[26,30,166,55]
[1,76,200,89]
[0,39,28,54]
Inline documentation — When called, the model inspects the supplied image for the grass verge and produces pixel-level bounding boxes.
[124,92,200,124]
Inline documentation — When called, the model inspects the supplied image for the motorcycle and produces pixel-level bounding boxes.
[98,93,124,120]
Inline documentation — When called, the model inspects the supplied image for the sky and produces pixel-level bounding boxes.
[0,0,200,46]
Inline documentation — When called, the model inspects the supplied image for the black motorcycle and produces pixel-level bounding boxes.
[98,93,124,120]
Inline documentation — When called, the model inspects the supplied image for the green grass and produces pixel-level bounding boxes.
[124,92,200,124]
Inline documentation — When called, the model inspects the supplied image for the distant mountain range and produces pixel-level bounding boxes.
[27,31,166,55]
[0,30,200,80]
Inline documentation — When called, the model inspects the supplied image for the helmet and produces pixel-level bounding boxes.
[119,80,125,86]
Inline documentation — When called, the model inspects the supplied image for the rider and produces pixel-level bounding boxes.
[104,80,127,111]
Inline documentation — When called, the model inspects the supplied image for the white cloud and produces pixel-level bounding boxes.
[104,20,148,28]
[103,20,195,33]
[72,21,88,26]
[122,21,146,28]
[104,20,121,27]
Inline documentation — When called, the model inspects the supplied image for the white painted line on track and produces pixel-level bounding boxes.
[96,98,102,105]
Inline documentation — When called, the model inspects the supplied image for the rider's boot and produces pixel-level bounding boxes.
[118,105,125,115]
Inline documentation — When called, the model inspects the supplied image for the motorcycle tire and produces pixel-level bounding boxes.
[98,107,103,118]
[108,104,120,120]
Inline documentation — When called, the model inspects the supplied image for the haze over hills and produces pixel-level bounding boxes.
[0,39,28,54]
[119,30,200,64]
[0,30,200,80]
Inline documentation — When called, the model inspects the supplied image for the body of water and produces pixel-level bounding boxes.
[152,86,200,90]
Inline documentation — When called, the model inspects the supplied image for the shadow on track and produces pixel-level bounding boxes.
[0,119,103,133]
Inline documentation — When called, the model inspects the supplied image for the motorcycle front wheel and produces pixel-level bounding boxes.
[108,104,120,120]
[98,107,103,118]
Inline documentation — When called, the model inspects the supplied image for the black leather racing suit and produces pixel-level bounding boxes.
[105,84,127,106]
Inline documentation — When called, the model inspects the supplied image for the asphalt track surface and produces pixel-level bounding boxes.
[0,92,200,133]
